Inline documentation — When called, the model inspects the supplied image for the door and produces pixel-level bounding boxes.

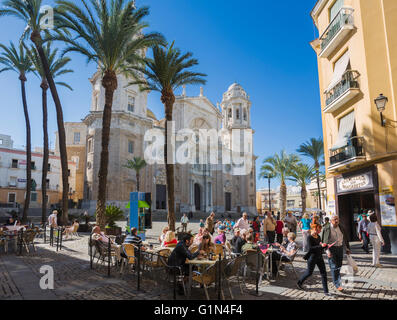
[225,192,231,212]
[194,184,201,211]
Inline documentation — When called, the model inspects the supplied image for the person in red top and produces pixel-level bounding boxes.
[276,215,284,244]
[252,216,261,243]
[163,231,178,247]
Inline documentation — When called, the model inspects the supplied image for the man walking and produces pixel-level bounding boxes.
[322,215,351,292]
[284,212,298,235]
[263,211,277,244]
[205,212,215,235]
[357,213,370,253]
[180,213,189,233]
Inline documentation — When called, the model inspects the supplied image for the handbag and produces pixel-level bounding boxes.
[346,254,359,274]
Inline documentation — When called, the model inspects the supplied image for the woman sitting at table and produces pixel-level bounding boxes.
[159,226,169,245]
[193,227,205,246]
[91,226,122,262]
[213,227,226,244]
[198,234,215,258]
[163,231,178,247]
[270,232,298,277]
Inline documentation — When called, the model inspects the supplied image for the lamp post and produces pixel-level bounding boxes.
[375,94,388,127]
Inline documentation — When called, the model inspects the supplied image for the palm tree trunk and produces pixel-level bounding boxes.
[31,33,69,225]
[315,161,322,210]
[280,180,287,220]
[20,75,31,223]
[301,184,307,215]
[162,90,176,231]
[96,70,117,229]
[41,80,49,225]
[136,172,140,192]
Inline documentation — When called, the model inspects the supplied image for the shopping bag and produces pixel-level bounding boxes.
[346,254,359,275]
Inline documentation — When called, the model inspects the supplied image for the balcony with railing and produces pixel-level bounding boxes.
[319,7,355,58]
[329,136,365,171]
[324,70,360,113]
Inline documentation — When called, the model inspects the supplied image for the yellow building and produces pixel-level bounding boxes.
[311,0,397,252]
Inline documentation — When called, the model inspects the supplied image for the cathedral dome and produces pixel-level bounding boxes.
[223,83,248,100]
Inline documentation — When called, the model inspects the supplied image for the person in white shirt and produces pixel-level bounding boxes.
[234,212,250,235]
[368,213,385,267]
[48,210,58,228]
[180,213,189,233]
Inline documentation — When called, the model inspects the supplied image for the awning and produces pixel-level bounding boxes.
[125,201,151,209]
[325,51,350,93]
[331,111,355,151]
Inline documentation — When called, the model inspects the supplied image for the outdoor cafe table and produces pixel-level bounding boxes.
[186,258,217,298]
[1,225,28,252]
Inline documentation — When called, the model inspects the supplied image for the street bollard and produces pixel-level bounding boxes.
[44,224,46,244]
[56,228,60,252]
[89,233,93,270]
[137,245,141,291]
[50,226,54,246]
[218,253,221,300]
[59,227,63,251]
[173,267,177,301]
[108,238,111,277]
[256,247,260,295]
[18,229,23,255]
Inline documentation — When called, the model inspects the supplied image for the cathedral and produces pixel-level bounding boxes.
[64,70,257,215]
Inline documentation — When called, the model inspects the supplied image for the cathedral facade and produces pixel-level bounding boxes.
[67,70,257,215]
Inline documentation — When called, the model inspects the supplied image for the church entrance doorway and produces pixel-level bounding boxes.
[194,183,201,211]
[225,192,231,211]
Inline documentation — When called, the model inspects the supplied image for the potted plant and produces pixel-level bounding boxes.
[104,205,124,236]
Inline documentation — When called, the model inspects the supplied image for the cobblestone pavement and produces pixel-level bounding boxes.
[0,221,396,300]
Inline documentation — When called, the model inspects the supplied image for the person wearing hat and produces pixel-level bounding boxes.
[213,226,226,244]
[357,213,370,253]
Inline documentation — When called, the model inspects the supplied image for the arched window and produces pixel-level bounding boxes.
[243,109,247,121]
[236,109,240,120]
[228,108,232,118]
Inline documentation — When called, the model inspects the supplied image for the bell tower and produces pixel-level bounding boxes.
[221,83,251,130]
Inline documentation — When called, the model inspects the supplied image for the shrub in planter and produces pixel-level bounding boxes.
[104,205,124,236]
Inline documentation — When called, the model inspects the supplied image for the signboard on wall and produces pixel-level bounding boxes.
[326,195,336,217]
[336,171,374,194]
[379,186,397,227]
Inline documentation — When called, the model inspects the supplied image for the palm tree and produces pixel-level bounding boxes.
[260,150,299,219]
[258,169,276,214]
[53,0,164,229]
[0,0,70,224]
[124,157,147,192]
[297,137,324,210]
[129,43,206,231]
[0,42,33,223]
[26,43,73,225]
[288,163,316,215]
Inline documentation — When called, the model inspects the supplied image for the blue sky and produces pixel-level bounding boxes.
[0,0,321,190]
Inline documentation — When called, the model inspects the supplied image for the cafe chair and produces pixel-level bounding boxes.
[192,263,224,300]
[276,254,298,279]
[120,243,136,274]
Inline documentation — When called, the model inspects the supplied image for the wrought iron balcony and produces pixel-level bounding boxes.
[329,136,365,167]
[319,7,354,58]
[324,70,360,113]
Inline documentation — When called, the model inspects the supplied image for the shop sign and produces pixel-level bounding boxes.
[17,178,26,183]
[336,171,373,193]
[379,186,396,227]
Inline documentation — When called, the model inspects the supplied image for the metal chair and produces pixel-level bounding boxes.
[276,253,298,279]
[192,262,223,300]
[221,255,245,299]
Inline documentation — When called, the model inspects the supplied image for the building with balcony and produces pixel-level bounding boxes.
[311,0,397,253]
[0,138,65,208]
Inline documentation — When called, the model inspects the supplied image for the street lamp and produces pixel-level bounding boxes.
[375,93,388,127]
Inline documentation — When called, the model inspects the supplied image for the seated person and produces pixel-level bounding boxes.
[91,226,122,262]
[213,227,226,244]
[63,219,79,239]
[158,226,169,245]
[167,234,205,294]
[198,234,215,258]
[163,231,178,247]
[193,227,205,246]
[230,228,246,254]
[241,234,258,254]
[274,227,290,248]
[5,217,15,226]
[123,227,146,256]
[270,232,298,277]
